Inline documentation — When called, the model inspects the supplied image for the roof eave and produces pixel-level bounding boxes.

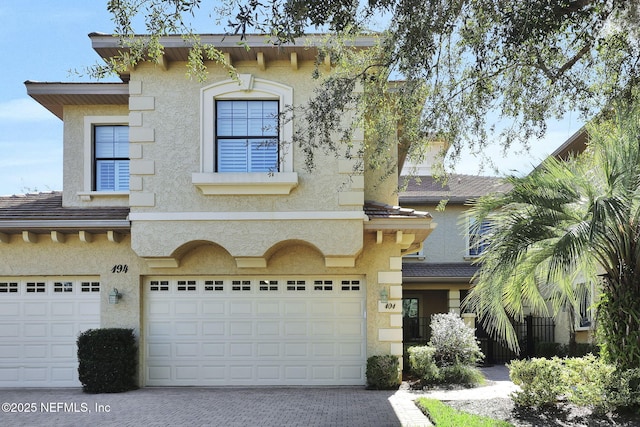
[0,219,130,231]
[24,81,129,120]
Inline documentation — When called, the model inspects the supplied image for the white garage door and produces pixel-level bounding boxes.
[0,278,101,387]
[145,276,366,386]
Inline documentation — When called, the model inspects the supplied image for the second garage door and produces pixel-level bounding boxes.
[145,276,366,386]
[0,278,100,387]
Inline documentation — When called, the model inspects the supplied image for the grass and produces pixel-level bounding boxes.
[415,398,514,427]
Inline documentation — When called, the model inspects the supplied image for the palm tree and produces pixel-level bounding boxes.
[464,98,640,370]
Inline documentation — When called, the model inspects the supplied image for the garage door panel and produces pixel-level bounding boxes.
[148,343,171,358]
[175,301,198,315]
[51,323,74,337]
[256,342,280,357]
[0,303,19,316]
[230,301,252,315]
[145,276,366,386]
[24,302,48,316]
[0,368,19,381]
[338,320,364,336]
[24,324,47,337]
[78,301,99,316]
[202,321,225,335]
[23,345,47,358]
[0,278,100,388]
[230,366,253,380]
[51,302,74,316]
[174,321,198,335]
[202,301,225,314]
[202,343,225,356]
[149,301,171,315]
[0,324,19,337]
[257,321,279,336]
[257,365,280,380]
[229,321,252,335]
[175,342,200,357]
[229,342,252,356]
[284,322,307,336]
[148,321,172,336]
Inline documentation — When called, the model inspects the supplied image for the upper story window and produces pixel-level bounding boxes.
[94,125,129,191]
[216,100,279,172]
[467,218,491,258]
[81,115,130,200]
[192,75,298,195]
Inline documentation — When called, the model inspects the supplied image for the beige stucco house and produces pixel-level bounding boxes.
[0,33,435,387]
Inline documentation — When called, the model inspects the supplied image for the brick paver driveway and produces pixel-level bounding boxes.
[0,386,431,426]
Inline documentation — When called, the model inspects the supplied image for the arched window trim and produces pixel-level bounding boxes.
[200,75,294,173]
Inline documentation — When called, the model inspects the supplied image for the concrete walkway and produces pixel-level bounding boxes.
[0,366,516,427]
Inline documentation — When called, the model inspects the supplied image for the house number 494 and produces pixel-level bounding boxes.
[111,264,128,273]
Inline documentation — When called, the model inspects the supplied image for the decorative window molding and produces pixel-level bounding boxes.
[81,115,129,200]
[194,75,297,195]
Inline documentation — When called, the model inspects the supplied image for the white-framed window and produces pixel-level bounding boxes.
[467,217,491,258]
[216,100,279,172]
[82,116,130,197]
[193,74,297,195]
[200,75,293,173]
[94,125,129,190]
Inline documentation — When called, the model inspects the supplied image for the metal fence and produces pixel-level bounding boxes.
[405,315,556,365]
[477,315,556,364]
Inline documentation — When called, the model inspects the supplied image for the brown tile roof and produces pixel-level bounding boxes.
[0,192,130,231]
[399,174,511,204]
[403,262,478,279]
[364,200,431,219]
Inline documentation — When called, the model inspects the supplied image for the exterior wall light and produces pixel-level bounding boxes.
[379,287,388,303]
[109,288,122,304]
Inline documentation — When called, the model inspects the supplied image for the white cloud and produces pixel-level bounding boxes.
[0,98,57,122]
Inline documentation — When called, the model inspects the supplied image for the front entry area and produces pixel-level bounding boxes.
[402,290,448,344]
[144,276,366,386]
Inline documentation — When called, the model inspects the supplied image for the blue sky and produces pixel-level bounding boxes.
[0,1,581,196]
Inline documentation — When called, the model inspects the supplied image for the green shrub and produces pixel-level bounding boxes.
[366,355,400,390]
[563,354,615,412]
[429,313,484,367]
[77,328,137,393]
[508,357,566,407]
[509,355,615,411]
[407,345,439,383]
[440,364,485,387]
[606,368,640,411]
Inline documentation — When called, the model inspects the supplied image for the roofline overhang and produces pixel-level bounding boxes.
[398,196,470,205]
[24,81,130,120]
[88,32,379,51]
[0,220,130,231]
[363,217,434,231]
[403,276,474,283]
[549,126,588,160]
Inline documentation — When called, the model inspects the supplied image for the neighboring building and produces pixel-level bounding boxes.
[0,33,435,388]
[398,128,596,360]
[398,171,512,351]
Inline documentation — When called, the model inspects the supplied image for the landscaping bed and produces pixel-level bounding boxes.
[443,397,640,426]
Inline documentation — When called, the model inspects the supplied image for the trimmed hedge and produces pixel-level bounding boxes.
[77,328,137,393]
[366,355,400,389]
